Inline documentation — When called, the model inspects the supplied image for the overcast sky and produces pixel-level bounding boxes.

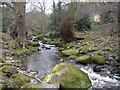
[25,0,120,14]
[26,0,60,14]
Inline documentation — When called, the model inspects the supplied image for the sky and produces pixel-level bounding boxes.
[26,0,60,14]
[25,0,120,14]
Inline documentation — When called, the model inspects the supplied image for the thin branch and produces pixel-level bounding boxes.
[18,70,44,83]
[1,2,15,11]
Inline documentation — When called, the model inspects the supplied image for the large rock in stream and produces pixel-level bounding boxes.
[43,62,92,89]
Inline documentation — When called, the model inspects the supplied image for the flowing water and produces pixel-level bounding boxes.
[26,39,120,89]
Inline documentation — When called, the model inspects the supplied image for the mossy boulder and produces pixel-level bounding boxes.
[76,55,92,64]
[32,41,39,47]
[65,42,75,49]
[59,48,65,52]
[91,52,106,65]
[14,48,30,56]
[23,83,59,88]
[79,45,90,53]
[2,65,9,72]
[22,83,41,88]
[88,46,98,52]
[27,46,38,52]
[2,61,13,66]
[68,55,78,59]
[6,66,18,75]
[10,73,30,87]
[43,62,91,88]
[0,83,5,90]
[61,49,79,56]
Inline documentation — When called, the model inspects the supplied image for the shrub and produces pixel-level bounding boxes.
[75,16,91,31]
[59,17,75,43]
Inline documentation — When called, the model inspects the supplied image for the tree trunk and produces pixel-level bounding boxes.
[118,1,120,62]
[13,1,26,48]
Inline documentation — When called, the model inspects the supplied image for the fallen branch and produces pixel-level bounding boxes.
[18,70,44,83]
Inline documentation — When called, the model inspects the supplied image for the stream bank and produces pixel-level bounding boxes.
[25,36,120,89]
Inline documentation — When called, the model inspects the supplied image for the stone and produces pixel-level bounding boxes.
[61,49,79,56]
[11,73,30,87]
[32,41,39,47]
[76,55,92,64]
[93,65,101,72]
[91,52,106,65]
[2,61,13,66]
[6,66,18,75]
[2,65,9,73]
[22,82,58,88]
[43,62,91,88]
[68,55,78,59]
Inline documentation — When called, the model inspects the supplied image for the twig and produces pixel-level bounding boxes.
[18,70,44,83]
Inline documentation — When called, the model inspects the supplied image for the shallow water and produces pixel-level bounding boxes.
[26,40,120,89]
[27,42,60,77]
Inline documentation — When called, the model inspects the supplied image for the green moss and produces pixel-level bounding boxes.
[22,83,41,88]
[2,73,8,78]
[8,40,19,49]
[76,55,92,64]
[42,38,51,44]
[14,48,30,56]
[61,49,79,56]
[44,62,91,88]
[91,52,106,65]
[79,45,90,53]
[0,83,4,90]
[65,42,75,49]
[2,62,13,66]
[59,48,65,52]
[6,66,17,75]
[0,59,3,63]
[27,46,38,52]
[11,73,30,87]
[68,55,78,59]
[88,46,98,51]
[32,41,39,47]
[2,65,9,72]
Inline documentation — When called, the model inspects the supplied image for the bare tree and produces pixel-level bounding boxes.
[31,0,49,32]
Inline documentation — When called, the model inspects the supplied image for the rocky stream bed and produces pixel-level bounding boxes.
[1,34,120,89]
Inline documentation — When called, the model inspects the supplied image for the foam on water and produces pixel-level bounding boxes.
[80,66,120,88]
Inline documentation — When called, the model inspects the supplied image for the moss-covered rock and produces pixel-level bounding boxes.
[0,83,4,90]
[43,62,91,88]
[14,48,30,56]
[59,48,65,52]
[2,65,9,72]
[32,41,39,47]
[23,83,59,88]
[27,46,39,52]
[8,40,19,49]
[68,55,78,59]
[79,45,90,53]
[76,55,92,64]
[6,66,18,75]
[61,49,79,56]
[88,46,98,52]
[11,73,30,87]
[2,61,13,66]
[22,83,41,88]
[91,52,106,65]
[65,42,76,49]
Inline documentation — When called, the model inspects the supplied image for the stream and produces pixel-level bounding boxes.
[26,38,120,89]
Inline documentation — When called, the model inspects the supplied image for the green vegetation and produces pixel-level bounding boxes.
[1,1,119,89]
[43,62,91,88]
